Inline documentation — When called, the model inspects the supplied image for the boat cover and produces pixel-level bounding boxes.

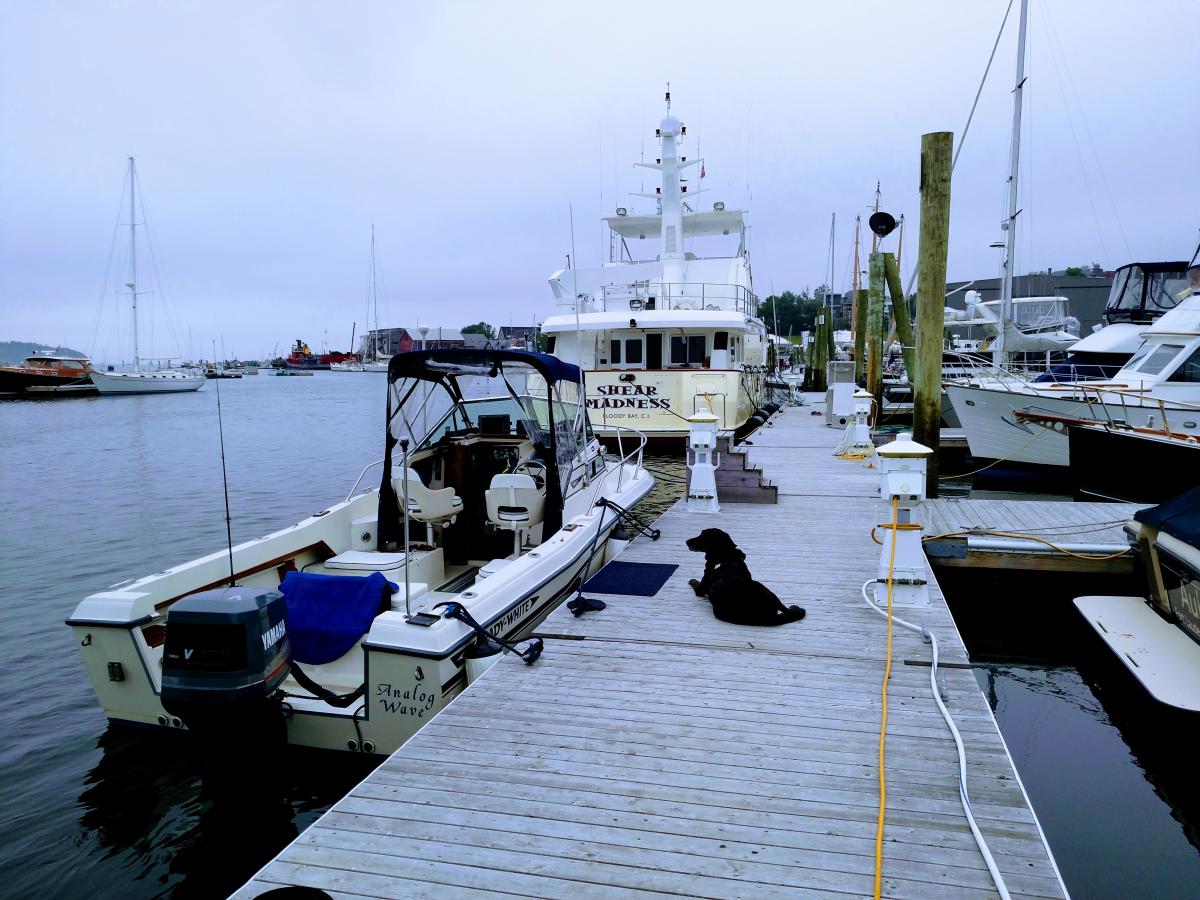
[1134,486,1200,546]
[279,571,396,665]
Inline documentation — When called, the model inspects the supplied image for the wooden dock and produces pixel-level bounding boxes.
[923,497,1143,574]
[237,406,1067,898]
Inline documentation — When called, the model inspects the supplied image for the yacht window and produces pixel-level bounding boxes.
[1167,346,1200,383]
[624,339,643,365]
[670,335,706,366]
[610,339,621,365]
[713,331,729,351]
[1124,343,1152,370]
[546,336,556,353]
[1136,343,1185,376]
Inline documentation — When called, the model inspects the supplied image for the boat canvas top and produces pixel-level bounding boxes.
[1104,261,1192,324]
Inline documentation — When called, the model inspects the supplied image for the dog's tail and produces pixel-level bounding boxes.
[778,605,806,624]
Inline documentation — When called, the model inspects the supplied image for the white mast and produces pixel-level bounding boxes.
[995,0,1029,365]
[370,224,378,359]
[657,88,685,286]
[128,156,140,369]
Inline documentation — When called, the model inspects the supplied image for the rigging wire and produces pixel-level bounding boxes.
[87,164,130,361]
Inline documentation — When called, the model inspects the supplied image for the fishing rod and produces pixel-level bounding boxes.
[213,340,236,586]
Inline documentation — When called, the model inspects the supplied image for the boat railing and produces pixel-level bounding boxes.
[1075,385,1200,435]
[346,458,386,501]
[599,281,759,317]
[604,425,648,497]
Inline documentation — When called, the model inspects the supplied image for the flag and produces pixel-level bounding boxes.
[700,162,706,179]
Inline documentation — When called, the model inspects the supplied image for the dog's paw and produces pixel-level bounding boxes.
[688,578,704,596]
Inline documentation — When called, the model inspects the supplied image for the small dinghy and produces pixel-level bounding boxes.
[69,349,654,755]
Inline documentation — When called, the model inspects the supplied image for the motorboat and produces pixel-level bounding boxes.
[947,263,1197,467]
[541,93,773,444]
[90,158,205,396]
[68,349,654,755]
[0,352,97,397]
[1075,487,1200,712]
[1014,409,1200,503]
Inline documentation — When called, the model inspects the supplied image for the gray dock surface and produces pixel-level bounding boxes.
[237,406,1067,898]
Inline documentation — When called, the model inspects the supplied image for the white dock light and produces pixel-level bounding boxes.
[875,433,934,608]
[685,407,721,514]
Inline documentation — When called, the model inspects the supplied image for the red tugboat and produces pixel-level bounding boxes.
[0,352,98,397]
[285,339,356,370]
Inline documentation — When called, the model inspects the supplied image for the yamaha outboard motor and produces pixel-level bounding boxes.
[161,587,292,779]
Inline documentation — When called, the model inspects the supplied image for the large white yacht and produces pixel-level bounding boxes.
[541,97,770,443]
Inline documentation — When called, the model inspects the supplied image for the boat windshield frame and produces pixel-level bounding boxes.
[1105,262,1191,324]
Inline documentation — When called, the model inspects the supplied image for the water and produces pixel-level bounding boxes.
[0,373,683,898]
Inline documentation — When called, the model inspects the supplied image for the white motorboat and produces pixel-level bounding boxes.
[541,92,772,443]
[1075,487,1200,712]
[69,349,654,755]
[947,269,1199,467]
[91,157,205,395]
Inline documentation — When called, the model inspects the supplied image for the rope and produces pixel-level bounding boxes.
[872,496,899,899]
[938,425,1047,480]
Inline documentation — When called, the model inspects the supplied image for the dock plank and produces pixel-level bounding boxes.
[238,401,1067,898]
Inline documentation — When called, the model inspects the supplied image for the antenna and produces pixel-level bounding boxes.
[212,340,236,587]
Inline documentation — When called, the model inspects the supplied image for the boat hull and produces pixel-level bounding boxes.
[585,368,765,439]
[90,371,206,394]
[0,369,95,396]
[1068,426,1200,503]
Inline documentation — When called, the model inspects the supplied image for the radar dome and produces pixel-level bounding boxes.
[659,115,681,136]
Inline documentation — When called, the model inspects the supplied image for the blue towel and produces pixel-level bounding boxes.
[279,571,397,665]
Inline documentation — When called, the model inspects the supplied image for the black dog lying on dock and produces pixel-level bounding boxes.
[685,528,806,626]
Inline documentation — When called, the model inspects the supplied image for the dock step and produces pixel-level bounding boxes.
[683,435,777,504]
[1075,595,1200,712]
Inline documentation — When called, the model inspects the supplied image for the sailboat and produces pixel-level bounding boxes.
[361,226,391,372]
[89,158,205,395]
[331,322,365,371]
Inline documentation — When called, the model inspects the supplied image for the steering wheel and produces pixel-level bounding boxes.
[513,459,548,491]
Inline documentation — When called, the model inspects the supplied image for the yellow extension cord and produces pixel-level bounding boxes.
[873,496,899,899]
[869,524,1132,561]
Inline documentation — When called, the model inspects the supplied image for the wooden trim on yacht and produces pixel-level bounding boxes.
[153,540,337,610]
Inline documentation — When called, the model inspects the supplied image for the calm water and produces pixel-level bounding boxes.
[0,373,683,898]
[3,382,1197,897]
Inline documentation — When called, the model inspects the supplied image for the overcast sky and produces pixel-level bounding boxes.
[2,1,1196,363]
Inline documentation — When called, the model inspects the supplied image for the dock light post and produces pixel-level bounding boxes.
[852,388,874,449]
[876,433,933,608]
[685,407,721,514]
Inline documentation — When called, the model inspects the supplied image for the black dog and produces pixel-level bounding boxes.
[686,528,806,626]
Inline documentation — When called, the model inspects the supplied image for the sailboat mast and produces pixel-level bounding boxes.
[370,224,379,359]
[129,156,139,369]
[997,0,1029,364]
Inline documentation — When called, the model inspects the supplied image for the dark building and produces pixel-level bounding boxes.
[944,271,1113,334]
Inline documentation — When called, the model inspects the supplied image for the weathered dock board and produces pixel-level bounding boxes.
[923,497,1144,574]
[237,404,1067,899]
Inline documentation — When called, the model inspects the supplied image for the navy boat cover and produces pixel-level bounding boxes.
[279,570,396,665]
[1134,486,1200,547]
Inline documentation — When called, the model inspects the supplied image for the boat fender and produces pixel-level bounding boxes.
[435,601,544,665]
[464,633,504,684]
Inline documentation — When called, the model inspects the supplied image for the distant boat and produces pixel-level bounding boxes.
[90,158,205,396]
[273,368,313,376]
[0,351,98,397]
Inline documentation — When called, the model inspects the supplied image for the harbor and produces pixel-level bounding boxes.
[5,1,1200,898]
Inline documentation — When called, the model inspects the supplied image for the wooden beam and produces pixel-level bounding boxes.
[866,252,885,406]
[914,131,953,495]
[883,253,916,384]
[853,288,867,384]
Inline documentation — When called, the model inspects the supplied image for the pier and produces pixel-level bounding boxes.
[237,405,1067,898]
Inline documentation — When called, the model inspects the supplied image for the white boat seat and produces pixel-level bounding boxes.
[485,473,545,557]
[393,468,463,544]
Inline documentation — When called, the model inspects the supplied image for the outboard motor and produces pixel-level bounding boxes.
[161,587,292,775]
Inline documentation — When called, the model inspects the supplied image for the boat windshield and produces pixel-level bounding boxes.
[1106,263,1190,321]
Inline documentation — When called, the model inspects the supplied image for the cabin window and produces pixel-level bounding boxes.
[1167,346,1200,383]
[610,337,644,369]
[546,336,556,353]
[1136,343,1185,376]
[670,335,706,366]
[713,332,729,351]
[610,340,621,364]
[646,334,663,369]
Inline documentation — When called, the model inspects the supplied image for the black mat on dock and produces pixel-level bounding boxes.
[582,561,677,596]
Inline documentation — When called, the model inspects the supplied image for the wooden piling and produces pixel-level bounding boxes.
[853,289,867,384]
[866,252,885,406]
[883,253,916,383]
[914,131,953,495]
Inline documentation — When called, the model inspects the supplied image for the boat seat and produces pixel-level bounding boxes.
[485,473,545,558]
[393,467,463,544]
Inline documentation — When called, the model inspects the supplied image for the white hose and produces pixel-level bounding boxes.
[860,578,1012,900]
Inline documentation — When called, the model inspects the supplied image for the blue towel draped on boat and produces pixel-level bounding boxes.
[279,570,397,665]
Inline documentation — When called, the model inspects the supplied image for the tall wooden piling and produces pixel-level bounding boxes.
[883,253,916,383]
[914,131,953,495]
[866,252,885,406]
[853,288,867,384]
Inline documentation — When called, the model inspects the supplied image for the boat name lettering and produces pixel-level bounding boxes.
[261,620,287,651]
[588,384,671,410]
[376,681,437,717]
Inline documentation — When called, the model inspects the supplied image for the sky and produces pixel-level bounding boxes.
[2,0,1197,363]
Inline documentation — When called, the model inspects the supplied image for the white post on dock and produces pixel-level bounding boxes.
[852,387,874,449]
[876,433,933,608]
[685,407,720,514]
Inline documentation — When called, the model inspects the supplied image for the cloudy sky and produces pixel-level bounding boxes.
[2,1,1196,363]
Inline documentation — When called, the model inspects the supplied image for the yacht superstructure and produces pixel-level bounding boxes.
[542,97,769,442]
